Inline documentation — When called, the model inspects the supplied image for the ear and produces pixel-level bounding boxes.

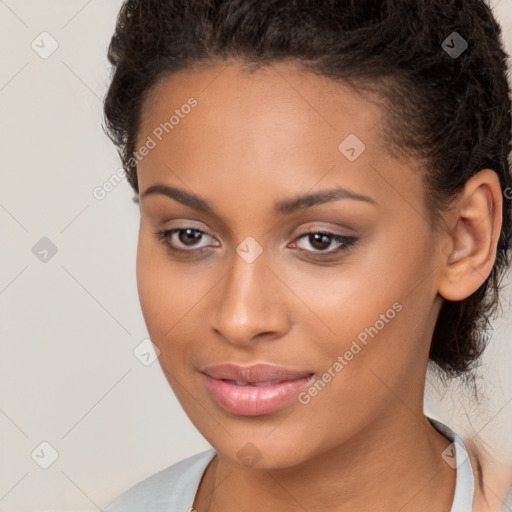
[437,169,503,302]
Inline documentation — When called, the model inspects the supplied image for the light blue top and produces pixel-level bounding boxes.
[104,417,477,512]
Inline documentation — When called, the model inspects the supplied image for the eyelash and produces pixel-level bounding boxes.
[152,227,358,258]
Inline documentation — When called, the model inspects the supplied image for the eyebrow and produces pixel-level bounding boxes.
[140,184,376,215]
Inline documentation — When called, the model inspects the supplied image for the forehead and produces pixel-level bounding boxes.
[139,59,385,147]
[136,60,423,219]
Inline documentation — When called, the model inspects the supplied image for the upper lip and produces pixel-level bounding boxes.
[201,364,314,383]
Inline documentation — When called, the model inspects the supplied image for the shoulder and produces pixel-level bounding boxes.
[461,434,512,512]
[104,448,217,512]
[429,417,512,511]
[469,451,512,512]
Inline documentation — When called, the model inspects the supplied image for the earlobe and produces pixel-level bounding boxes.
[437,169,503,302]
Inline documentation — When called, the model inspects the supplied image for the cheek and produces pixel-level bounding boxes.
[135,231,185,340]
[288,239,431,398]
[135,236,189,382]
[136,234,162,325]
[135,230,211,348]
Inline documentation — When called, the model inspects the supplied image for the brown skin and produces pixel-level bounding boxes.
[134,60,502,511]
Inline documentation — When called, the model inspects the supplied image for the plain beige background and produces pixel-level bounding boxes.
[0,0,511,510]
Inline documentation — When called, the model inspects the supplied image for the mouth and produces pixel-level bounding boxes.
[200,364,315,416]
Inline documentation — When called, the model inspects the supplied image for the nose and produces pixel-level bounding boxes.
[211,249,291,346]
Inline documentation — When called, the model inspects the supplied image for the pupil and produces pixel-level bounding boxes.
[310,233,330,250]
[180,229,202,246]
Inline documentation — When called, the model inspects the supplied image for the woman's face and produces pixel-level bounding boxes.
[135,61,446,468]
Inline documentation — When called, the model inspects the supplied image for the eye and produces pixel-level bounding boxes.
[153,227,218,255]
[291,231,358,255]
[153,227,358,259]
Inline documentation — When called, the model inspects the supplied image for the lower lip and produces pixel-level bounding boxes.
[202,373,314,416]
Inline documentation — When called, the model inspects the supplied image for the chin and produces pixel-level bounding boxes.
[211,434,315,471]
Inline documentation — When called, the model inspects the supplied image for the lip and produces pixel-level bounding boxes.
[200,364,315,416]
[201,363,313,382]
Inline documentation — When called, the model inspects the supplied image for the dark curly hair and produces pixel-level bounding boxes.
[103,0,512,391]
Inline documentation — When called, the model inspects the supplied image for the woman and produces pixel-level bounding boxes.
[102,0,512,510]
